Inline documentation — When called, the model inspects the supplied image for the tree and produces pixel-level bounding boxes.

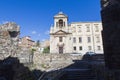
[43,46,50,53]
[36,40,40,47]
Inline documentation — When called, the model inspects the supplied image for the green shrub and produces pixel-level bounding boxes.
[43,46,50,53]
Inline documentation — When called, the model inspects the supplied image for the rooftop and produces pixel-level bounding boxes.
[54,11,68,18]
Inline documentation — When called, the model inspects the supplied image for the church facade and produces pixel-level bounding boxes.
[50,12,103,55]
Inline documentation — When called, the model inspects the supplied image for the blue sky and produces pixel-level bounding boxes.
[0,0,101,41]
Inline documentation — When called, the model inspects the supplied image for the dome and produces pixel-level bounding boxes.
[54,12,68,18]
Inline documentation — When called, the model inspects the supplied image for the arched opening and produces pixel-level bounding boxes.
[9,31,19,38]
[59,19,63,27]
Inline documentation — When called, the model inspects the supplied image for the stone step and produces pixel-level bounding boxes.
[59,69,96,80]
[65,61,91,69]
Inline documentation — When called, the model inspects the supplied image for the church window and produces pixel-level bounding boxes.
[78,27,81,32]
[79,37,82,43]
[59,19,63,27]
[88,46,92,50]
[59,37,63,42]
[74,46,76,51]
[86,24,90,32]
[79,46,82,50]
[72,27,76,32]
[94,24,99,32]
[73,37,76,43]
[97,46,101,50]
[96,36,100,43]
[87,37,91,43]
[86,26,90,32]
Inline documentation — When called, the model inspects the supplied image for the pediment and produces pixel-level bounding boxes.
[50,30,71,35]
[55,30,67,34]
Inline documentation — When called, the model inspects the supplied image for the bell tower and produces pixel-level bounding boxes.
[54,12,68,29]
[50,11,72,54]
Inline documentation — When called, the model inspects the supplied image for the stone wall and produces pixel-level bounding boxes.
[0,22,32,64]
[0,57,35,80]
[0,22,20,60]
[16,48,33,63]
[101,0,120,69]
[33,53,82,71]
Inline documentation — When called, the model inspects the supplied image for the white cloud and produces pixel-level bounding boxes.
[31,31,37,34]
[3,21,9,24]
[42,39,46,42]
[45,30,50,35]
[0,21,9,24]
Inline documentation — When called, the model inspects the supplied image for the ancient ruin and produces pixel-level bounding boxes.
[0,22,20,60]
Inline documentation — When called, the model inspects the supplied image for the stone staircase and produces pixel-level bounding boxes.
[60,69,96,80]
[59,60,96,80]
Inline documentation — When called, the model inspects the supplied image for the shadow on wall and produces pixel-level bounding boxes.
[82,53,105,61]
[37,54,105,80]
[0,54,105,80]
[0,56,43,80]
[59,54,105,80]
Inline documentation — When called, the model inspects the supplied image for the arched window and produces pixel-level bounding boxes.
[59,19,63,27]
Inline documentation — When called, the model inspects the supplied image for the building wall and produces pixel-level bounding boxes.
[50,12,104,55]
[50,34,72,53]
[19,36,35,48]
[70,22,103,54]
[41,40,50,48]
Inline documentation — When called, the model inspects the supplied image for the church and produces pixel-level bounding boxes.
[50,12,103,55]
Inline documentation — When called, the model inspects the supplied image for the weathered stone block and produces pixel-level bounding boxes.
[0,22,20,60]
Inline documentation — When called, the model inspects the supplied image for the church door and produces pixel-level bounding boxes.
[59,47,63,54]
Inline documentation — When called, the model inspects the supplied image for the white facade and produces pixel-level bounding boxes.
[50,12,103,55]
